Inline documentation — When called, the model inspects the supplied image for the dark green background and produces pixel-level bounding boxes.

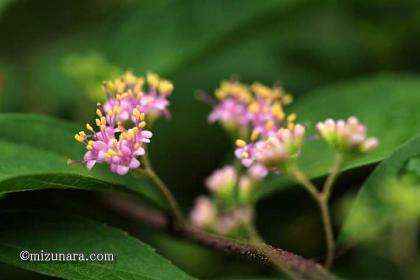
[1,0,419,279]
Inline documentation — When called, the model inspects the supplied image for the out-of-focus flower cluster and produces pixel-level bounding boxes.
[189,165,264,237]
[192,78,380,237]
[208,79,304,174]
[74,71,173,175]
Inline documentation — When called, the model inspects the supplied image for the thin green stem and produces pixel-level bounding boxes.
[287,164,337,269]
[137,153,185,226]
[287,165,320,202]
[322,153,344,199]
[318,196,335,269]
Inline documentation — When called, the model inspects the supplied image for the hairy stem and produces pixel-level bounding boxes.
[100,193,335,280]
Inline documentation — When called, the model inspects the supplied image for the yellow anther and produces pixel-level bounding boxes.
[235,139,247,147]
[158,80,174,94]
[134,143,140,150]
[147,72,159,88]
[123,71,136,83]
[74,134,84,143]
[138,121,146,128]
[108,110,114,117]
[265,121,274,131]
[251,130,260,141]
[86,123,94,131]
[133,108,141,119]
[287,123,295,130]
[100,124,106,130]
[271,103,285,120]
[111,139,118,146]
[132,127,139,135]
[95,118,101,127]
[86,141,94,150]
[145,96,155,104]
[100,116,106,125]
[242,152,249,158]
[287,113,297,123]
[105,149,115,158]
[96,109,102,117]
[283,94,293,105]
[248,102,259,113]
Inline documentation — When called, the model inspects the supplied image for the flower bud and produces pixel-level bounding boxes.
[189,196,217,230]
[316,116,379,154]
[205,166,237,203]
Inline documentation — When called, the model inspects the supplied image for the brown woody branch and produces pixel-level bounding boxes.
[99,193,335,280]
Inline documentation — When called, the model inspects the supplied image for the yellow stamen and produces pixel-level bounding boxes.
[251,130,260,141]
[248,102,259,113]
[147,72,159,88]
[242,152,249,158]
[235,139,247,147]
[287,113,296,123]
[265,121,274,131]
[86,123,94,131]
[138,121,146,128]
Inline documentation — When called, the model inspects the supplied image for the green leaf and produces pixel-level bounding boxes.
[0,113,166,208]
[257,74,420,199]
[339,133,420,243]
[0,210,195,280]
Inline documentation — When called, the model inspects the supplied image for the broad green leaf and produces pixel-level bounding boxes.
[0,113,166,208]
[339,133,420,243]
[257,74,420,199]
[0,210,195,280]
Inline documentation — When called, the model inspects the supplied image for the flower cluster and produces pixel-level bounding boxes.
[316,117,378,153]
[74,71,173,175]
[209,80,293,135]
[209,79,301,174]
[189,165,263,236]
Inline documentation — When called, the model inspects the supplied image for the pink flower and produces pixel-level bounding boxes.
[208,98,251,127]
[258,124,305,167]
[75,71,172,175]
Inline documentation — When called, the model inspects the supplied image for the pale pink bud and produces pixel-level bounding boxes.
[205,165,237,193]
[189,196,217,229]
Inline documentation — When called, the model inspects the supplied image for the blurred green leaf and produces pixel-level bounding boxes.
[258,73,420,199]
[0,210,195,280]
[338,133,420,243]
[0,113,166,208]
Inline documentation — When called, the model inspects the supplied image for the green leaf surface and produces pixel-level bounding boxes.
[338,133,420,243]
[257,74,420,199]
[0,113,165,208]
[0,210,195,280]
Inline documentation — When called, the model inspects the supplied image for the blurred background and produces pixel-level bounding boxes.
[1,0,420,279]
